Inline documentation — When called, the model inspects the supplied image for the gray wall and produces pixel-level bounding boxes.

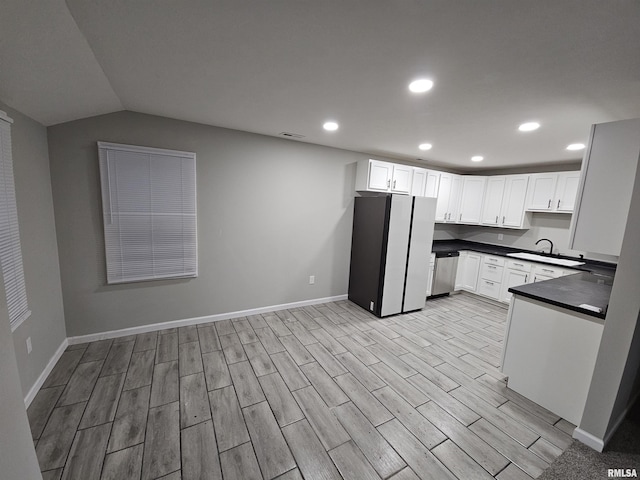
[1,102,67,398]
[580,155,640,443]
[48,111,363,336]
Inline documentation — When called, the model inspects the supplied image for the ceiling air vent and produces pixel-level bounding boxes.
[278,132,305,139]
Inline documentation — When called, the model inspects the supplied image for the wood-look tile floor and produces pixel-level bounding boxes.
[28,293,575,480]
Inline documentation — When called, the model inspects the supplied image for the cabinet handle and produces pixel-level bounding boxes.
[542,268,554,273]
[495,216,498,223]
[488,265,496,269]
[486,281,494,285]
[557,200,560,209]
[502,216,505,223]
[387,179,391,188]
[459,214,462,221]
[548,199,551,208]
[514,263,523,267]
[393,180,396,189]
[525,275,528,282]
[534,276,538,282]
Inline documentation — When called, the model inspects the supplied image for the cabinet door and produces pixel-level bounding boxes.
[411,168,427,197]
[555,172,580,212]
[527,173,558,210]
[448,175,463,222]
[462,253,481,291]
[481,176,506,226]
[501,175,530,227]
[391,164,412,194]
[459,176,486,224]
[424,170,440,198]
[501,269,529,303]
[368,160,392,191]
[435,173,453,221]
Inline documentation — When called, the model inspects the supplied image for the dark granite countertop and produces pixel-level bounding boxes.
[432,240,616,277]
[507,272,612,320]
[432,240,616,319]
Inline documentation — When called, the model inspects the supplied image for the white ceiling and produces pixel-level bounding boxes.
[2,1,640,170]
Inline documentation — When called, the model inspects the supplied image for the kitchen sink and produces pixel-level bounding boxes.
[506,252,586,267]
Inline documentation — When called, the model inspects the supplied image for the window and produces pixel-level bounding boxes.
[98,142,197,284]
[0,112,31,330]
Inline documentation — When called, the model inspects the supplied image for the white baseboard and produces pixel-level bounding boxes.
[573,390,640,452]
[67,294,348,345]
[573,427,604,452]
[24,337,69,408]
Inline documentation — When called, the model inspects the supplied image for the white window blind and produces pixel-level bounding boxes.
[98,142,197,284]
[0,112,31,331]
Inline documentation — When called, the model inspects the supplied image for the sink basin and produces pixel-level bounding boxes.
[506,252,586,267]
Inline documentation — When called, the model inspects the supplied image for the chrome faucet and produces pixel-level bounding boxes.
[535,238,554,255]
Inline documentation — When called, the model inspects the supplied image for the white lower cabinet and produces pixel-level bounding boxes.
[461,252,481,292]
[477,255,504,300]
[500,260,532,303]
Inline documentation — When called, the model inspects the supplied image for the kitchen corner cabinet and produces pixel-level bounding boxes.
[435,173,463,222]
[480,175,530,229]
[458,176,486,224]
[526,171,580,213]
[569,118,640,257]
[355,159,413,194]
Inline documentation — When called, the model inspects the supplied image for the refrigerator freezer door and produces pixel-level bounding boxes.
[403,197,437,312]
[380,195,412,316]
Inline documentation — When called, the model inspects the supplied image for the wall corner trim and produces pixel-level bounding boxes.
[67,294,349,345]
[24,337,69,407]
[572,427,604,452]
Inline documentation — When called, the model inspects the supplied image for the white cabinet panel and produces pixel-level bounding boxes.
[477,278,501,300]
[411,168,427,196]
[527,174,558,211]
[461,252,481,291]
[569,118,640,256]
[459,176,486,224]
[368,160,393,191]
[435,173,462,222]
[391,164,412,194]
[501,175,530,227]
[501,269,530,303]
[481,177,506,226]
[555,172,580,212]
[425,170,440,198]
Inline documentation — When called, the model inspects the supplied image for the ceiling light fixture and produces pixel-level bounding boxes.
[408,79,434,93]
[518,122,540,132]
[323,121,339,131]
[566,143,585,151]
[471,156,484,162]
[419,143,433,151]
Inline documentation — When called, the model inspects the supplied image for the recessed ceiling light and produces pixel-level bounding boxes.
[323,121,339,131]
[418,143,433,151]
[471,156,484,162]
[408,79,434,93]
[518,122,540,132]
[566,143,585,151]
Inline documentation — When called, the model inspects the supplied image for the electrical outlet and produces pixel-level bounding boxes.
[498,233,504,240]
[26,337,32,354]
[309,275,315,285]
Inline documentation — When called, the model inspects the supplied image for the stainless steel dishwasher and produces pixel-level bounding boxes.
[430,251,459,297]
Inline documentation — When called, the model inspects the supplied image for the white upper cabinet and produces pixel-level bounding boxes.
[481,175,530,229]
[527,173,558,211]
[355,159,414,194]
[435,173,462,222]
[569,119,640,256]
[458,176,486,224]
[411,168,428,196]
[526,172,580,213]
[424,170,440,198]
[555,172,581,212]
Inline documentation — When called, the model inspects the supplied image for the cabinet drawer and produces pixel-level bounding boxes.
[483,255,505,267]
[506,259,532,273]
[533,264,563,278]
[481,263,504,282]
[477,278,501,299]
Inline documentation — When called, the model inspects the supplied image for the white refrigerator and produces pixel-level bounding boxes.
[348,194,437,317]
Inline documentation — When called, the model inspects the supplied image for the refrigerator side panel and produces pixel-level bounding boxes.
[380,195,412,317]
[348,196,389,316]
[403,197,437,312]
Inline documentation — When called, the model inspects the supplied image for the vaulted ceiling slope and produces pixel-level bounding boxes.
[2,0,640,169]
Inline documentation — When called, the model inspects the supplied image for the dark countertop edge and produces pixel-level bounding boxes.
[507,287,606,320]
[432,239,616,276]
